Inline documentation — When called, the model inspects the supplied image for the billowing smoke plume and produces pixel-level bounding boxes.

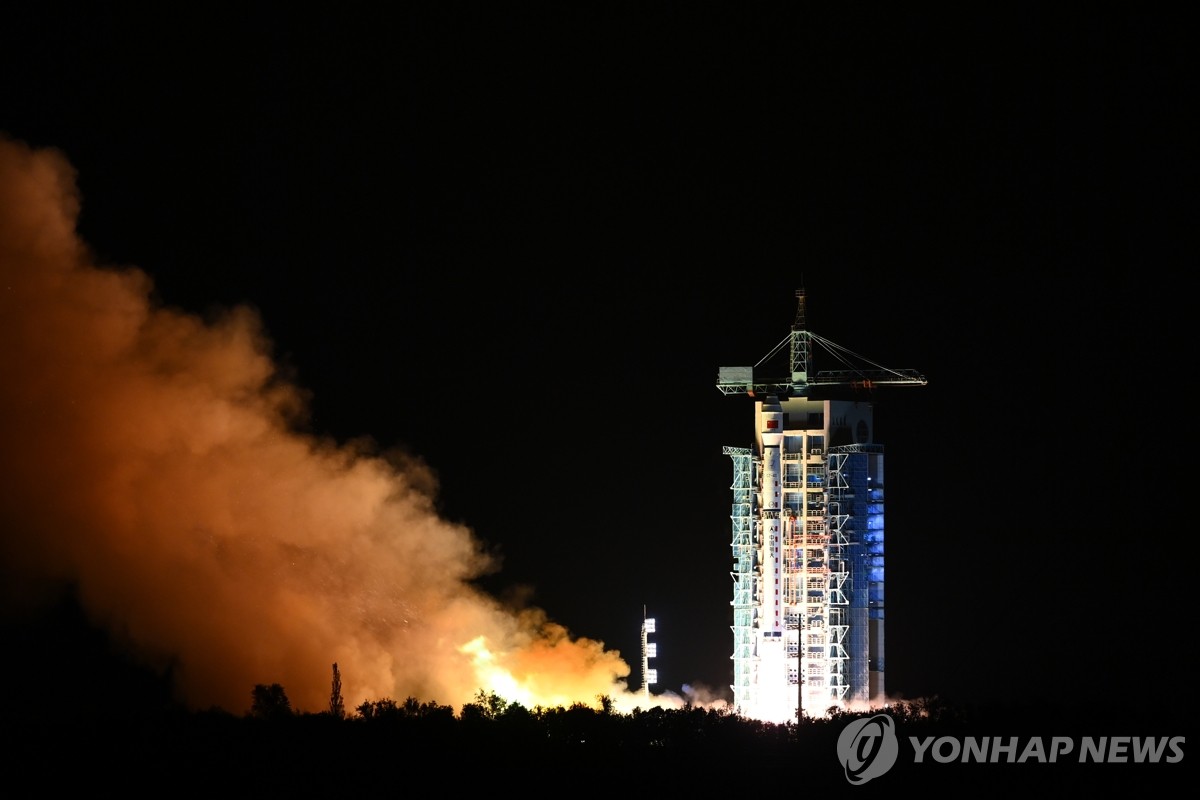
[0,136,643,715]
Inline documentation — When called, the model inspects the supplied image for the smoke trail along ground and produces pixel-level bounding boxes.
[0,135,650,714]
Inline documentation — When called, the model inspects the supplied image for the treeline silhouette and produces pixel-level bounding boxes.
[2,589,1183,791]
[18,674,1172,792]
[23,681,952,791]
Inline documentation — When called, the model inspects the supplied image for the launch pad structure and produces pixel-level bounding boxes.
[717,289,925,723]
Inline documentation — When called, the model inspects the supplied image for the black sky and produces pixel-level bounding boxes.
[2,5,1193,715]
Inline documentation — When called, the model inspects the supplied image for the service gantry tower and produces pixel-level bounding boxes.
[717,289,925,722]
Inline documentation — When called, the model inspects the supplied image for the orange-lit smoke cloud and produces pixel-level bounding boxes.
[0,135,643,715]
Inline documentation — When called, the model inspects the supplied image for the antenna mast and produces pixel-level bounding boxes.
[790,287,810,386]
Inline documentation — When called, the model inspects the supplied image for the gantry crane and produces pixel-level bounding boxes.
[716,288,927,397]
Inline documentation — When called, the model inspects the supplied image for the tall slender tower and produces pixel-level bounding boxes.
[641,609,657,702]
[717,289,925,723]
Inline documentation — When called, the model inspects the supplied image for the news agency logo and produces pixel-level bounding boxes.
[835,711,1186,785]
[836,713,900,784]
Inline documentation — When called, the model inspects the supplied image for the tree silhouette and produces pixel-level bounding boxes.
[464,688,508,720]
[329,663,345,719]
[249,683,292,720]
[356,697,399,720]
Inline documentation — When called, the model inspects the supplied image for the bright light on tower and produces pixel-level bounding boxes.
[641,607,657,701]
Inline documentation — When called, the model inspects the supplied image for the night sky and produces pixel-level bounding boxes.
[1,6,1191,718]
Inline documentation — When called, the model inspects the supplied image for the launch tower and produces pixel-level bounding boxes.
[717,289,925,723]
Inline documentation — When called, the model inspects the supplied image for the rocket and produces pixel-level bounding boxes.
[760,396,784,633]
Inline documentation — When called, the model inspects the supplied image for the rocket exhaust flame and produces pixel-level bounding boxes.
[0,135,647,715]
